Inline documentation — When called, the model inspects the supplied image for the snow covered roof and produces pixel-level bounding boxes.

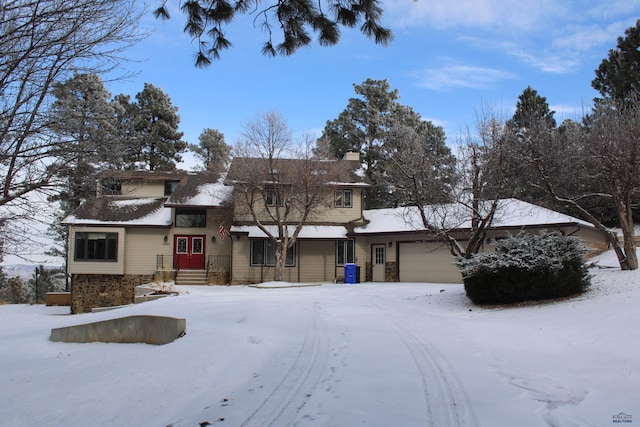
[165,172,233,207]
[356,198,594,234]
[62,197,172,227]
[231,225,348,239]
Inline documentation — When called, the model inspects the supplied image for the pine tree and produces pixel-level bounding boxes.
[1,276,32,304]
[131,84,187,171]
[28,266,65,304]
[318,78,402,208]
[153,0,392,67]
[189,128,232,171]
[592,19,640,103]
[503,86,557,204]
[49,72,118,209]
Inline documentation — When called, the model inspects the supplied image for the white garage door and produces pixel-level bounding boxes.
[398,242,463,283]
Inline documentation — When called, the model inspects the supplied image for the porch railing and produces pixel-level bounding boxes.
[206,255,230,274]
[156,255,174,270]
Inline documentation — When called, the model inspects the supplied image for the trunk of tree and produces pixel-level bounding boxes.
[616,203,638,270]
[273,241,289,282]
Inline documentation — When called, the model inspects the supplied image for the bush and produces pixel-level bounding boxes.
[458,232,591,305]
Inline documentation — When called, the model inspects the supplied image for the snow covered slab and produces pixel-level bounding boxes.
[50,315,186,345]
[232,225,348,239]
[249,281,323,288]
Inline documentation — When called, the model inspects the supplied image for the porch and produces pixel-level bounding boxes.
[156,254,230,285]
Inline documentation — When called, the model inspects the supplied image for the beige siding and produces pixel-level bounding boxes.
[314,188,365,223]
[363,236,399,264]
[68,226,125,275]
[68,208,233,276]
[124,228,167,275]
[298,240,336,282]
[121,181,166,198]
[230,237,366,284]
[233,188,365,224]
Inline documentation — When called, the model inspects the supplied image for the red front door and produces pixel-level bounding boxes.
[174,235,206,270]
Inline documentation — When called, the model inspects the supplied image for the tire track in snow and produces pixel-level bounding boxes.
[380,307,478,427]
[241,301,329,427]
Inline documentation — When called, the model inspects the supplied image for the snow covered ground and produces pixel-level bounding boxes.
[0,250,638,427]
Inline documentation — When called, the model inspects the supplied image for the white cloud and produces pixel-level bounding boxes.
[385,0,640,74]
[413,61,517,91]
[552,20,637,53]
[383,0,562,32]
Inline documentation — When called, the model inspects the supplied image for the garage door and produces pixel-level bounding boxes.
[398,242,463,283]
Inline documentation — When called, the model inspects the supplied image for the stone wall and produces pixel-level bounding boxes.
[385,261,398,282]
[71,274,153,314]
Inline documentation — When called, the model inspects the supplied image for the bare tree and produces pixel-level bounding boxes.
[0,0,144,260]
[227,111,339,281]
[387,104,511,261]
[446,109,512,259]
[530,95,640,270]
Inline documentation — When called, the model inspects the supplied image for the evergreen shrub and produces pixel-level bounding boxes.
[458,232,591,305]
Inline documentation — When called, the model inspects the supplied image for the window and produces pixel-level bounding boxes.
[175,209,206,227]
[265,188,284,207]
[375,246,385,265]
[75,232,118,261]
[164,180,180,196]
[337,239,355,266]
[335,189,352,208]
[250,240,295,266]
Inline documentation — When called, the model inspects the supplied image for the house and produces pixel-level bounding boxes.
[63,170,234,313]
[63,154,608,313]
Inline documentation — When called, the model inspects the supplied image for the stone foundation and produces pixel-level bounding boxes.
[71,274,153,314]
[385,261,398,282]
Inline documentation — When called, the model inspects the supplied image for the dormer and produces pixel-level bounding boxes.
[96,170,189,198]
[342,151,360,162]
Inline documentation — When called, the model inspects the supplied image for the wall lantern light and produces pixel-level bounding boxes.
[388,241,393,248]
[163,235,168,244]
[211,236,216,243]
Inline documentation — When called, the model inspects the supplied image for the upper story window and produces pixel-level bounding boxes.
[74,232,118,262]
[265,188,284,207]
[164,180,180,196]
[335,189,352,208]
[175,209,206,227]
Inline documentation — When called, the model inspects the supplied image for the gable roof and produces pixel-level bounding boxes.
[225,157,369,187]
[62,197,172,227]
[97,170,188,181]
[356,198,595,235]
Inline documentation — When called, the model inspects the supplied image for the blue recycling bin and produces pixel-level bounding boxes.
[344,263,357,284]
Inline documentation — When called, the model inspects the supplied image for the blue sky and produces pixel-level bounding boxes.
[110,0,639,167]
